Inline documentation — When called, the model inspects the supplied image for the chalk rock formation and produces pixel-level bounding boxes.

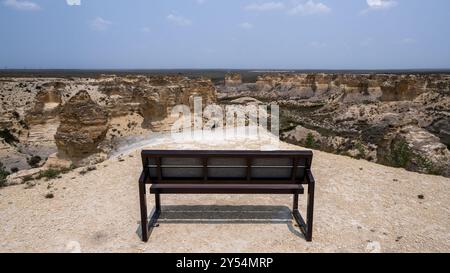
[220,73,450,176]
[54,90,109,163]
[225,73,242,87]
[98,75,216,130]
[25,82,64,124]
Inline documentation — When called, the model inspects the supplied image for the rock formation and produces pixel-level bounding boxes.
[219,73,450,177]
[25,82,63,125]
[0,72,448,178]
[54,90,109,164]
[225,73,242,87]
[0,75,217,172]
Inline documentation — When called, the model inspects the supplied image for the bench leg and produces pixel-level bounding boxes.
[139,183,162,242]
[149,193,161,230]
[155,193,161,210]
[292,183,315,241]
[139,180,149,242]
[306,182,315,242]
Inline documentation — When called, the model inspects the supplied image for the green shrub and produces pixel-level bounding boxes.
[389,139,412,168]
[387,139,444,175]
[37,169,60,180]
[415,154,443,176]
[27,156,42,168]
[305,133,316,148]
[37,168,70,180]
[355,142,367,159]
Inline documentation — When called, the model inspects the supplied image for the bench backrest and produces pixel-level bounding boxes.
[141,150,313,184]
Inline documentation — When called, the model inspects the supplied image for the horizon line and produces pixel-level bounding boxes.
[1,67,450,72]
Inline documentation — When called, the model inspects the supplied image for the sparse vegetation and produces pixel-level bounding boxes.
[44,193,54,199]
[415,154,442,176]
[37,168,71,180]
[389,139,412,168]
[22,175,34,183]
[0,129,19,145]
[387,139,444,176]
[37,169,60,180]
[355,142,367,159]
[1,162,10,188]
[305,133,317,149]
[27,156,42,168]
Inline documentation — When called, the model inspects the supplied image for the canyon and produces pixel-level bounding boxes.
[1,72,449,186]
[220,73,450,177]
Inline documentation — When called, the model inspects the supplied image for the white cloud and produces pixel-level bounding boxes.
[167,14,192,26]
[66,0,80,6]
[91,17,112,31]
[2,0,40,11]
[289,0,331,15]
[239,22,254,30]
[361,0,397,14]
[367,0,397,9]
[244,2,285,11]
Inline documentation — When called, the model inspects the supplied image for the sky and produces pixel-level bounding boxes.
[0,0,449,69]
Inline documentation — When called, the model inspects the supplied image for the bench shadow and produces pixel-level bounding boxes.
[136,205,305,240]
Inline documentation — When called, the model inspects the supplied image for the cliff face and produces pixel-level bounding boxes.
[98,75,216,129]
[54,91,109,164]
[0,75,217,171]
[222,73,449,102]
[0,72,449,178]
[219,73,450,177]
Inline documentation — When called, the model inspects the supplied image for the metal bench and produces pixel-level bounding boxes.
[138,150,316,242]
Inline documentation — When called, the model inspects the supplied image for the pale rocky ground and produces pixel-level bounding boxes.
[0,129,449,253]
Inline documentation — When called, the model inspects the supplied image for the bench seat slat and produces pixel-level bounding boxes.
[150,184,304,194]
[146,179,306,185]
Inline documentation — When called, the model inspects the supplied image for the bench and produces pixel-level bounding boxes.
[138,150,316,242]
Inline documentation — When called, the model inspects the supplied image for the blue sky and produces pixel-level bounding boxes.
[1,0,449,69]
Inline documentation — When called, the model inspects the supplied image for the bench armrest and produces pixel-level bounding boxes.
[305,169,315,185]
[139,170,148,184]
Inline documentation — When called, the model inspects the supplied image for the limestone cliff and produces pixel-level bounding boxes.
[0,73,448,177]
[0,75,217,172]
[219,73,450,177]
[54,90,109,164]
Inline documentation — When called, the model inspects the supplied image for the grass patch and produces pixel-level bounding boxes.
[37,168,71,180]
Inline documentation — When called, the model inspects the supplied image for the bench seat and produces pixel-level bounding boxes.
[150,183,304,194]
